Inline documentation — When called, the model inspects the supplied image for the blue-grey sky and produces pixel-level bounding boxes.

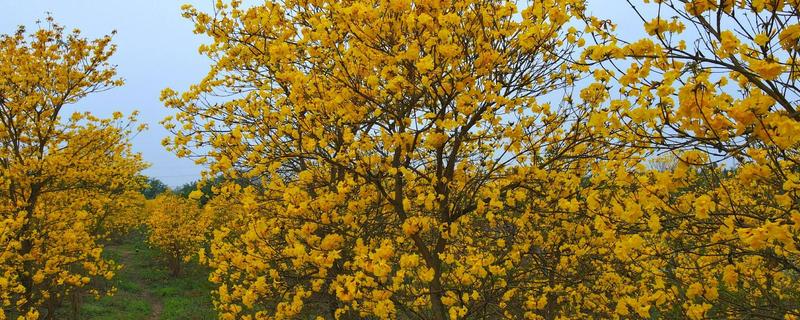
[1,1,639,187]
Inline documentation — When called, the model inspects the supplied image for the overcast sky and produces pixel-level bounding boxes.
[1,1,638,187]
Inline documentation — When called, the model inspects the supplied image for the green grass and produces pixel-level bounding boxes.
[62,232,217,320]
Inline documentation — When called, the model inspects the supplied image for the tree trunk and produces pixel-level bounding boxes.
[429,276,448,320]
[169,255,182,277]
[71,289,82,320]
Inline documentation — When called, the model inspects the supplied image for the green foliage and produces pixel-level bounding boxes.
[140,177,169,200]
[173,177,219,205]
[172,175,244,205]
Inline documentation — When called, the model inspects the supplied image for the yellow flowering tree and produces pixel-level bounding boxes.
[0,18,147,319]
[580,0,800,318]
[145,193,208,277]
[158,0,667,319]
[95,189,148,237]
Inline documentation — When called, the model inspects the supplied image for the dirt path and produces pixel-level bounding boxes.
[116,246,163,320]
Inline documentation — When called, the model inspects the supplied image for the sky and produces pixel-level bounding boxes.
[1,0,639,187]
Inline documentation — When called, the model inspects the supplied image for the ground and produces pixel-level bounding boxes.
[62,232,217,320]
